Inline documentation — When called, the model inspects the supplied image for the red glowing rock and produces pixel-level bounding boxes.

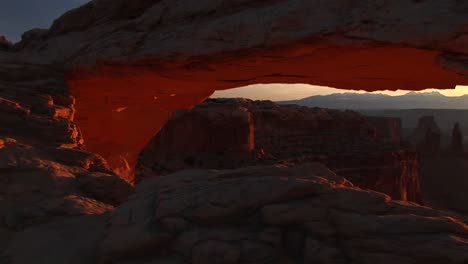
[65,40,468,180]
[8,1,466,179]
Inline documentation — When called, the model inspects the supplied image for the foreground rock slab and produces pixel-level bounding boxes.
[103,164,468,264]
[6,163,464,264]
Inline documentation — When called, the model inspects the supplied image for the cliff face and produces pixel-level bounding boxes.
[137,103,256,179]
[367,116,403,144]
[0,59,132,254]
[148,103,255,154]
[331,150,421,203]
[138,99,421,203]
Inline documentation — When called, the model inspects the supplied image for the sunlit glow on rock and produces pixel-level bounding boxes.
[113,107,128,113]
[67,39,467,182]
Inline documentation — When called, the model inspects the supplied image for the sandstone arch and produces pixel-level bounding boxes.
[10,0,468,181]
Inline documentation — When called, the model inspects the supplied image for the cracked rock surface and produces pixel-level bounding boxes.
[6,163,467,264]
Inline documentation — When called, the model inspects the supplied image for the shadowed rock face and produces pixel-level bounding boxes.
[3,0,467,176]
[155,104,255,154]
[367,116,403,144]
[138,99,421,203]
[0,58,132,256]
[4,164,468,264]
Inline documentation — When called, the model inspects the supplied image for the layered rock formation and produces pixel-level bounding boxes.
[4,164,468,264]
[138,99,421,203]
[137,102,257,178]
[3,0,467,176]
[0,56,132,256]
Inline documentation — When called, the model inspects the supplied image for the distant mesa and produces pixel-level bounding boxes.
[138,98,422,203]
[279,91,468,109]
[411,116,441,154]
[451,122,464,154]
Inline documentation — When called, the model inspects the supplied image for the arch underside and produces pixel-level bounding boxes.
[67,37,468,181]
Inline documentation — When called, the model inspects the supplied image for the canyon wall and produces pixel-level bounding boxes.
[0,56,132,254]
[330,150,420,203]
[138,99,421,202]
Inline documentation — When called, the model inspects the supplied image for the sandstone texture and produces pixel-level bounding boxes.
[137,100,259,179]
[139,99,421,203]
[13,0,468,83]
[2,0,467,176]
[4,164,468,264]
[0,56,132,257]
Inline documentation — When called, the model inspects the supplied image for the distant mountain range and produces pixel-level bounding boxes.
[278,92,468,109]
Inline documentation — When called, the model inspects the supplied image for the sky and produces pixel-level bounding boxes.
[0,0,88,42]
[211,84,468,101]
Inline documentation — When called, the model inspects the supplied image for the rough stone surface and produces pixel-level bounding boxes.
[11,163,463,264]
[137,103,255,179]
[3,0,467,177]
[0,57,132,260]
[13,0,468,80]
[3,215,108,264]
[138,99,421,203]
